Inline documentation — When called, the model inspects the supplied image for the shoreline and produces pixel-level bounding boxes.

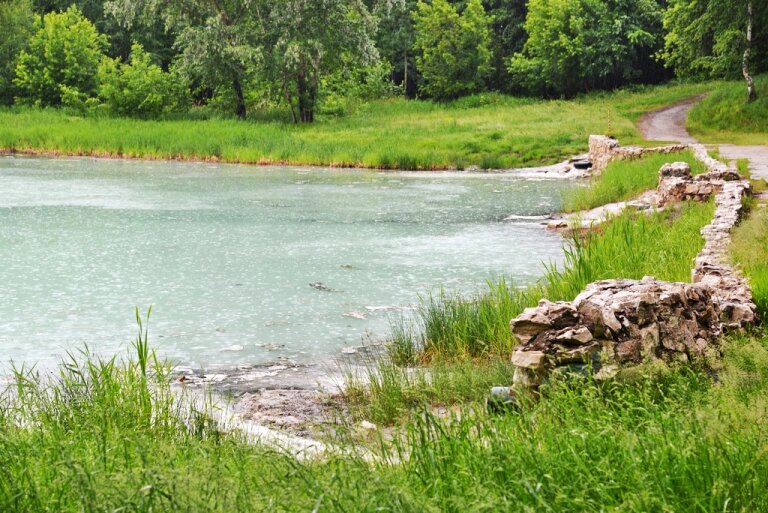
[0,148,588,178]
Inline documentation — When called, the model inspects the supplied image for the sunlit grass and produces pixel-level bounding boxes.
[0,82,713,170]
[688,74,768,145]
[731,205,768,319]
[564,150,707,212]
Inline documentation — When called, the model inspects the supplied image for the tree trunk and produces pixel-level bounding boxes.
[297,74,315,123]
[233,77,246,119]
[403,52,408,97]
[744,1,757,103]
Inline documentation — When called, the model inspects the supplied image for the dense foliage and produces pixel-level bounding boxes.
[14,6,106,107]
[98,42,188,118]
[412,0,492,100]
[0,0,765,118]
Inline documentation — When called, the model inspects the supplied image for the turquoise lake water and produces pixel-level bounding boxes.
[0,156,574,369]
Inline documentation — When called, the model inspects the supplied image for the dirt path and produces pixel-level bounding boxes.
[637,95,705,144]
[638,95,768,183]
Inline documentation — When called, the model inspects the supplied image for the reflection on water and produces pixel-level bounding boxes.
[0,156,573,369]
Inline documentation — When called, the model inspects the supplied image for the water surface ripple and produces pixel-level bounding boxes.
[0,156,573,369]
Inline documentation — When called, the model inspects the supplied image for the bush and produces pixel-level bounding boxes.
[412,0,492,101]
[98,43,190,118]
[14,6,106,106]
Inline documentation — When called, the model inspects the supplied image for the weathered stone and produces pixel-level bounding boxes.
[509,138,757,391]
[511,350,547,369]
[659,162,692,179]
[555,326,593,345]
[510,300,578,345]
[554,342,599,364]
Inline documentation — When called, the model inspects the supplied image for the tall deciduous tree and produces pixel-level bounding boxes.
[373,0,419,97]
[14,6,107,106]
[661,0,766,100]
[261,0,378,123]
[107,0,261,118]
[412,0,492,101]
[32,0,176,66]
[0,0,35,105]
[508,0,665,97]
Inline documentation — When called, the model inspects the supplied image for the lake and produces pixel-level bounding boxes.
[0,156,573,369]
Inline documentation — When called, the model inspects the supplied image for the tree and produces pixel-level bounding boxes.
[661,0,767,95]
[107,0,261,118]
[261,0,378,123]
[0,0,35,105]
[98,42,189,117]
[508,0,665,97]
[744,1,756,102]
[374,0,419,97]
[14,6,107,106]
[33,0,177,68]
[412,0,492,101]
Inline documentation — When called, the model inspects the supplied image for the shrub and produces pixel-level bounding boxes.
[14,6,107,106]
[412,0,492,101]
[98,43,190,118]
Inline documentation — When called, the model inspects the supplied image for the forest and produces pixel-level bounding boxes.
[0,0,765,122]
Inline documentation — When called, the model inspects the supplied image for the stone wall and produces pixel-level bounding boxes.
[588,135,688,174]
[509,139,756,389]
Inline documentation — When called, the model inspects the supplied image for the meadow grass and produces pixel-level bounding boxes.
[563,150,706,212]
[0,82,712,170]
[731,204,768,319]
[3,327,768,512]
[688,74,768,145]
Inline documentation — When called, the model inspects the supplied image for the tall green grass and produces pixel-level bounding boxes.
[688,74,768,145]
[731,206,768,319]
[564,150,707,212]
[0,82,713,170]
[3,327,768,511]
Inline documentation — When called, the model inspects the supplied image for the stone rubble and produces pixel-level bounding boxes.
[510,137,757,388]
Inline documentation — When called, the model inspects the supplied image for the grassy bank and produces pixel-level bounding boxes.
[688,74,768,145]
[2,326,767,511]
[0,82,712,170]
[563,150,706,212]
[343,200,714,423]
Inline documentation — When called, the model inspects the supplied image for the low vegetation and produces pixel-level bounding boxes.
[688,74,768,145]
[563,150,706,212]
[2,321,767,512]
[0,83,712,169]
[731,205,768,318]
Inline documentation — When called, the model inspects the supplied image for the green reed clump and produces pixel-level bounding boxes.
[730,206,768,319]
[564,150,707,212]
[396,200,713,364]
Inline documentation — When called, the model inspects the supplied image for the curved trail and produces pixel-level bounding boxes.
[638,95,768,183]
